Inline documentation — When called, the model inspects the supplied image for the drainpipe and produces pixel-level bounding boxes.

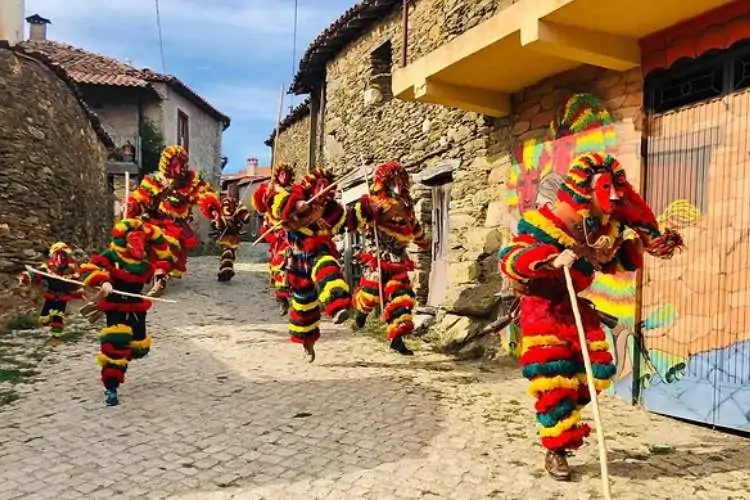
[401,0,408,67]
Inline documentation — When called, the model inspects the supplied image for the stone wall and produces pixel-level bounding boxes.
[275,113,311,179]
[0,47,112,323]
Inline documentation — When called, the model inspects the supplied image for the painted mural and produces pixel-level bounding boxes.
[501,92,750,432]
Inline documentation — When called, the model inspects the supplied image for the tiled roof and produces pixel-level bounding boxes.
[2,41,114,148]
[264,99,310,146]
[20,40,230,128]
[290,0,402,94]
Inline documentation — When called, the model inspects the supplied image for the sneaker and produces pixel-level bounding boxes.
[105,388,119,406]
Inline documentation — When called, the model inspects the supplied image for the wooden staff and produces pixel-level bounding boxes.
[562,265,611,499]
[360,158,385,319]
[123,171,130,219]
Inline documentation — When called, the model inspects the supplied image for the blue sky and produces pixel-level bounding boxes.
[25,0,355,174]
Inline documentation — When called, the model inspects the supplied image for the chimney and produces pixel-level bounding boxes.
[25,13,50,41]
[0,0,25,45]
[246,157,258,176]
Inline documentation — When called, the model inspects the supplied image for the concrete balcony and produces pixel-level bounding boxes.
[392,0,737,117]
[107,135,142,175]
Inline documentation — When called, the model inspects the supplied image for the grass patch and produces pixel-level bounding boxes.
[352,310,388,341]
[58,328,89,343]
[3,314,38,332]
[0,388,19,407]
[0,368,39,384]
[649,445,676,455]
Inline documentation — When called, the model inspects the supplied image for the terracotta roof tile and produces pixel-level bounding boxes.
[290,0,402,94]
[20,40,230,127]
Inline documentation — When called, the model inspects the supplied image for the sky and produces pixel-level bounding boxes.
[25,0,356,174]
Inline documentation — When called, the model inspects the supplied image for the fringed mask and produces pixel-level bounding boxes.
[126,230,147,260]
[158,145,189,179]
[302,167,335,199]
[373,161,411,199]
[557,152,626,218]
[48,242,72,270]
[274,163,295,187]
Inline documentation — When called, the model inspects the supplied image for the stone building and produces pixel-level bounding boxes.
[20,14,230,238]
[265,99,312,180]
[271,0,750,432]
[0,41,114,322]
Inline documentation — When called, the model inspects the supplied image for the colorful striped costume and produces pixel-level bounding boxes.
[348,161,430,355]
[252,163,296,313]
[126,145,221,294]
[498,153,682,480]
[268,167,351,361]
[79,219,176,406]
[17,242,85,340]
[211,195,251,282]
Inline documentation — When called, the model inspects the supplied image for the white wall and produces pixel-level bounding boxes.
[0,0,24,44]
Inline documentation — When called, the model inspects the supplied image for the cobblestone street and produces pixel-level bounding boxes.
[0,248,748,500]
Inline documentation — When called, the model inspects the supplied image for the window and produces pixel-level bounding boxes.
[369,40,393,100]
[177,110,189,152]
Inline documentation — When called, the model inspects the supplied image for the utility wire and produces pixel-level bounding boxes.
[289,0,299,110]
[155,0,167,72]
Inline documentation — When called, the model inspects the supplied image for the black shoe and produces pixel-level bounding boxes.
[353,312,367,330]
[333,309,349,325]
[390,335,414,356]
[278,298,289,316]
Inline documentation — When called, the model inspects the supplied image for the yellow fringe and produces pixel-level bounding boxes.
[312,254,338,277]
[318,278,349,304]
[521,335,567,352]
[101,324,132,336]
[96,353,128,367]
[528,375,580,397]
[130,334,152,350]
[588,340,610,352]
[524,210,578,248]
[289,322,319,334]
[293,299,320,312]
[576,373,612,391]
[539,409,581,437]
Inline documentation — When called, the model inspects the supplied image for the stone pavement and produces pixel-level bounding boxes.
[0,247,749,500]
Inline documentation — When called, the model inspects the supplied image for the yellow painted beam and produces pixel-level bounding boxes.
[521,19,640,71]
[413,79,511,117]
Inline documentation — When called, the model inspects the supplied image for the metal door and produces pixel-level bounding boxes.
[639,87,750,432]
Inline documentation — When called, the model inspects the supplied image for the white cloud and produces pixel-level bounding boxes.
[202,83,285,122]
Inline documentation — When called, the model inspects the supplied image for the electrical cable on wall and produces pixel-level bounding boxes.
[155,0,167,72]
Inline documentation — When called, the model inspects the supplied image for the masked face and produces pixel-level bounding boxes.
[222,199,236,216]
[167,155,187,179]
[314,177,329,197]
[126,231,147,260]
[49,251,68,270]
[277,170,290,186]
[591,172,622,215]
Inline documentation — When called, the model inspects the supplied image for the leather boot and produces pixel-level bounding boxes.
[277,298,289,316]
[545,450,571,481]
[390,335,414,356]
[333,309,349,324]
[353,311,367,330]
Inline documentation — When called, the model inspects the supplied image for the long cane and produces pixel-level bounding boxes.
[360,160,385,319]
[563,265,611,499]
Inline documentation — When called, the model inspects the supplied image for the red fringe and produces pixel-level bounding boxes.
[314,265,339,283]
[535,388,579,413]
[97,300,151,313]
[588,350,613,365]
[101,342,132,360]
[359,252,414,272]
[519,345,575,366]
[289,332,320,344]
[101,367,125,385]
[43,292,74,302]
[388,321,413,339]
[110,266,153,284]
[541,424,591,451]
[289,307,319,323]
[513,244,560,278]
[324,297,351,317]
[301,235,337,256]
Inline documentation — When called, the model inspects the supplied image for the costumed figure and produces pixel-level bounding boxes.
[251,163,295,315]
[211,187,251,282]
[497,153,683,480]
[268,167,351,362]
[17,242,85,341]
[126,145,221,296]
[79,218,176,406]
[348,161,430,355]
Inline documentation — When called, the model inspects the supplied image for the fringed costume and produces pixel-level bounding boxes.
[252,163,295,315]
[348,161,430,355]
[498,153,683,480]
[211,193,251,282]
[126,145,221,295]
[269,167,351,362]
[79,218,176,406]
[17,242,85,341]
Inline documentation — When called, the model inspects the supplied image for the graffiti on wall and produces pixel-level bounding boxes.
[502,93,705,400]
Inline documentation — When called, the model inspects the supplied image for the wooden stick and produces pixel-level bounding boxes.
[562,265,611,499]
[360,158,385,319]
[271,83,285,173]
[123,171,130,219]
